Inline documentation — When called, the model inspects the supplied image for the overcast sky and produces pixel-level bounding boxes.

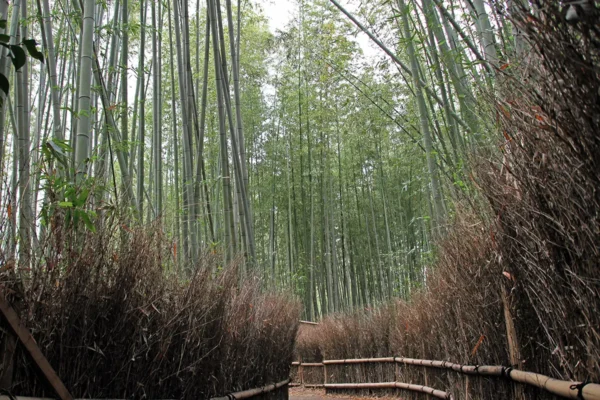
[262,0,296,33]
[259,0,381,60]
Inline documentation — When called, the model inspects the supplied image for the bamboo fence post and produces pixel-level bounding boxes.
[422,343,429,388]
[502,282,524,400]
[0,328,16,388]
[0,292,73,400]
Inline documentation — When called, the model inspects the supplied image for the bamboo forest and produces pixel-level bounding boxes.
[0,0,599,399]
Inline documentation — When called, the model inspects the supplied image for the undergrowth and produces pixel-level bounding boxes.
[0,223,300,399]
[295,2,600,399]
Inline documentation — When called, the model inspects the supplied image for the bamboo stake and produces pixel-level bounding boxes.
[502,283,524,400]
[0,293,73,400]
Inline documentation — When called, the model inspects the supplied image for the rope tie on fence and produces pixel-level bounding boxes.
[501,366,513,379]
[473,365,480,373]
[570,377,591,399]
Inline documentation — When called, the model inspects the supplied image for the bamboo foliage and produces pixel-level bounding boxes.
[0,0,528,314]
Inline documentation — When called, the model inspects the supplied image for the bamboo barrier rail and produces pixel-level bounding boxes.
[299,320,319,326]
[323,357,395,364]
[394,357,600,400]
[291,357,600,400]
[323,382,452,399]
[211,378,290,400]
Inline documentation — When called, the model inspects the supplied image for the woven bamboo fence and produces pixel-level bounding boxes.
[291,357,600,400]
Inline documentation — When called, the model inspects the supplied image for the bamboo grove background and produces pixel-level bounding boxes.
[0,0,587,321]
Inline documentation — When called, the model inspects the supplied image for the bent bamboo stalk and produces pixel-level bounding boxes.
[211,378,290,400]
[395,382,453,400]
[324,382,452,400]
[509,370,600,400]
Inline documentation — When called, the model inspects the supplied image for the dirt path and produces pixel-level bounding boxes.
[289,387,398,400]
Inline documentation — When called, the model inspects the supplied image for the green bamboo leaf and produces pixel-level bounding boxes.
[76,188,90,207]
[0,72,9,95]
[80,211,96,232]
[9,45,26,70]
[22,39,44,63]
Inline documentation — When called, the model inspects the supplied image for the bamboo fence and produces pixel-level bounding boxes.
[291,357,600,400]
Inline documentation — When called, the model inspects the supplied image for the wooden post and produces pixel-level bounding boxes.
[0,292,73,400]
[323,364,327,394]
[0,328,17,388]
[422,343,429,388]
[501,283,524,400]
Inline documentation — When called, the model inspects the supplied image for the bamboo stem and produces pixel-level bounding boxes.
[324,382,452,400]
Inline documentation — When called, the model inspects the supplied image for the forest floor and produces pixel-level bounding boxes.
[289,387,399,400]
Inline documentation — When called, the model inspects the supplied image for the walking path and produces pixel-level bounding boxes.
[290,387,398,400]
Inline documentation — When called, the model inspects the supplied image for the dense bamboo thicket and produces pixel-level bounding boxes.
[0,0,506,322]
[0,223,300,399]
[0,0,599,396]
[295,1,600,399]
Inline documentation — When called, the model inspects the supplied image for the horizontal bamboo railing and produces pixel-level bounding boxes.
[211,378,290,400]
[291,357,600,400]
[323,382,451,399]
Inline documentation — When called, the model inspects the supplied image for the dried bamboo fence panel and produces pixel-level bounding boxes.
[291,357,600,400]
